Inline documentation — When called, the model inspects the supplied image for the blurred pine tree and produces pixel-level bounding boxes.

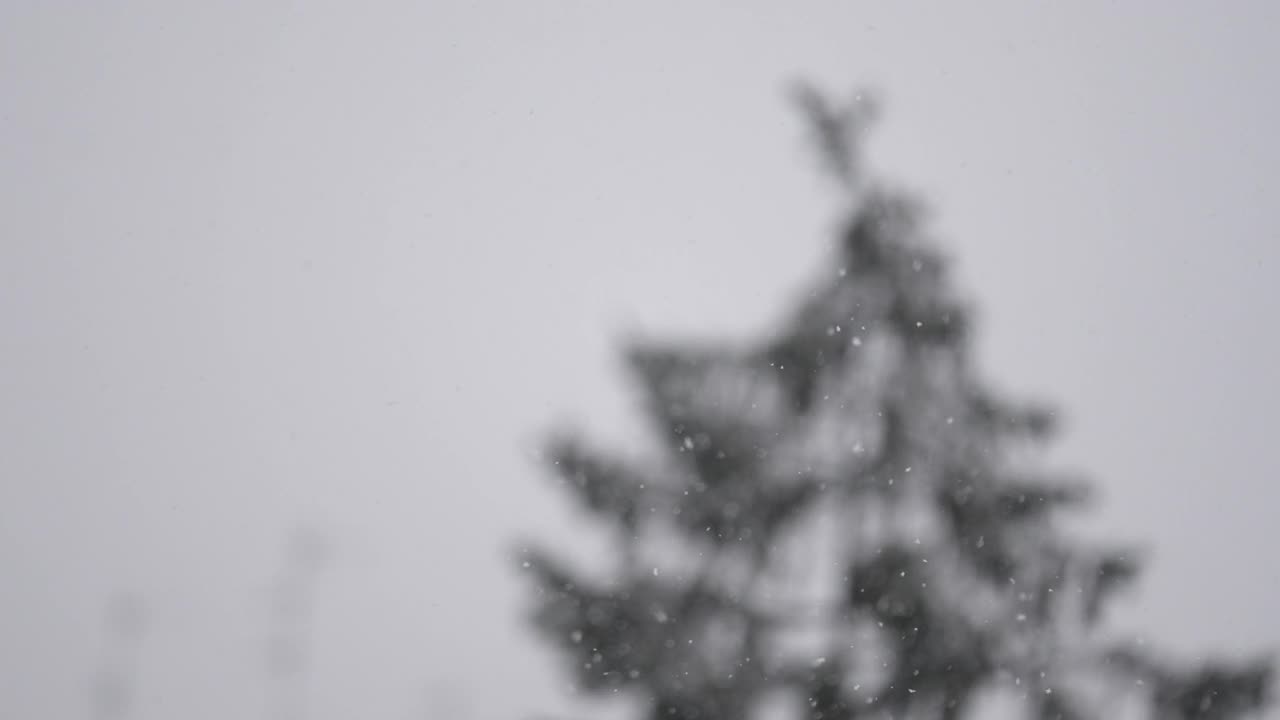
[519,85,1271,720]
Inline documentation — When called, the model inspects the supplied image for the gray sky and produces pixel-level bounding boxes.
[2,3,1278,719]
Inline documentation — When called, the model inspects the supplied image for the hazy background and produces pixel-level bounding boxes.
[2,3,1278,718]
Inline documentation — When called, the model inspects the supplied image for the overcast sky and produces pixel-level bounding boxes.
[2,3,1279,719]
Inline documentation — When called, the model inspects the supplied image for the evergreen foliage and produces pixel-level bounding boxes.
[519,86,1271,720]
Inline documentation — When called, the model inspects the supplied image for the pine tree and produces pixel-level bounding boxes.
[518,85,1271,720]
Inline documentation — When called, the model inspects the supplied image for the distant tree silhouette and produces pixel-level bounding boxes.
[519,85,1271,720]
[267,530,331,720]
[90,594,146,720]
